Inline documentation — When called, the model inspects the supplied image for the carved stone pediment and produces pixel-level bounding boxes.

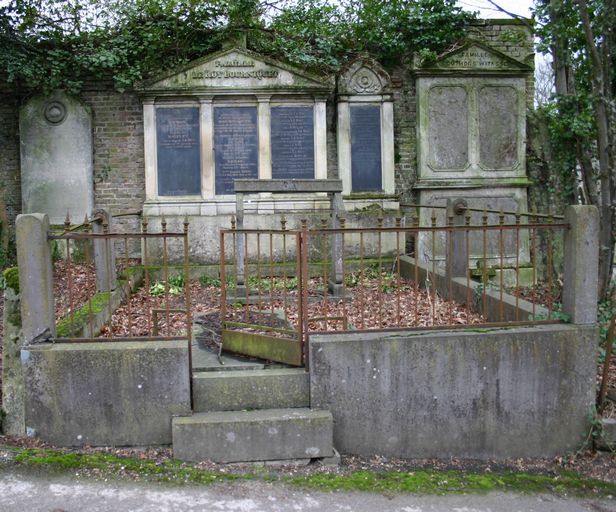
[338,57,391,95]
[414,40,533,74]
[136,47,333,96]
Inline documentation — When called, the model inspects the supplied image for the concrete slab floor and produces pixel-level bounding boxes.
[0,472,615,512]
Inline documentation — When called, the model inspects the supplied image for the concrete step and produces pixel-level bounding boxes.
[192,368,309,412]
[172,408,333,463]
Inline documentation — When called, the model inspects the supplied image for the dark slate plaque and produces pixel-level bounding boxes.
[214,106,259,195]
[271,106,314,179]
[351,105,382,192]
[156,107,201,196]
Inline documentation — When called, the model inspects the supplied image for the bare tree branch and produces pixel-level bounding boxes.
[485,0,533,28]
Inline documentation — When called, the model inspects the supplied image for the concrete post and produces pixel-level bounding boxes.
[562,205,599,324]
[328,191,344,295]
[2,271,25,434]
[16,213,56,341]
[92,208,116,292]
[445,198,468,287]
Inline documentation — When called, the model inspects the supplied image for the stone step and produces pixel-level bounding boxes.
[192,368,309,412]
[172,408,333,463]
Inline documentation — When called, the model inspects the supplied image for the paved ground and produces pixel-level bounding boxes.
[1,471,615,512]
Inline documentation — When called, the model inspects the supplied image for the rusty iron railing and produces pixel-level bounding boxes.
[48,213,192,343]
[219,209,569,366]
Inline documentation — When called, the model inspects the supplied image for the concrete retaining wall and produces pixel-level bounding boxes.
[22,340,190,446]
[310,324,596,458]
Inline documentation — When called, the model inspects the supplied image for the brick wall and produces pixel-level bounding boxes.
[0,85,21,245]
[81,82,145,233]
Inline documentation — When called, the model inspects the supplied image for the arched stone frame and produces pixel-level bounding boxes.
[337,58,395,196]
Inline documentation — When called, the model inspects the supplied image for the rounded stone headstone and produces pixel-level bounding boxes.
[20,91,93,224]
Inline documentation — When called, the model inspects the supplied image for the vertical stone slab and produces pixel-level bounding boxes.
[20,91,93,224]
[91,209,117,292]
[2,272,25,435]
[16,214,56,342]
[562,205,599,324]
[445,198,469,284]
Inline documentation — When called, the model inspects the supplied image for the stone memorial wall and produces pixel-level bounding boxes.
[0,19,534,264]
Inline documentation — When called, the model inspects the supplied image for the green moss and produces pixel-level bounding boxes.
[289,469,616,498]
[3,446,616,498]
[8,447,246,485]
[3,267,19,293]
[56,292,110,337]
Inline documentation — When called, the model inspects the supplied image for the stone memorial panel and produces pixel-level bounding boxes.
[428,86,468,170]
[350,105,382,191]
[271,106,314,179]
[214,106,259,195]
[156,107,201,196]
[479,86,518,169]
[20,91,93,224]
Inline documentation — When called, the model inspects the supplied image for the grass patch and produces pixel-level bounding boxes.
[2,446,616,498]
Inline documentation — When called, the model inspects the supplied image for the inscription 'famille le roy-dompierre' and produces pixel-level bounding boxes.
[192,59,279,80]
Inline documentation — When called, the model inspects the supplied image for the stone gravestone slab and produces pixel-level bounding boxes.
[350,105,381,191]
[20,91,93,224]
[214,106,259,195]
[156,107,201,196]
[271,106,314,179]
[479,86,518,169]
[428,86,469,170]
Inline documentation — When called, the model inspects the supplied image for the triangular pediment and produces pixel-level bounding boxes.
[137,48,333,94]
[415,40,532,73]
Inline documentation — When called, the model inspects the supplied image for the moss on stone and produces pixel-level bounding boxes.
[3,267,19,294]
[56,292,110,337]
[4,446,616,499]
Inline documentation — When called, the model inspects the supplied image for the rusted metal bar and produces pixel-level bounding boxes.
[56,336,187,343]
[498,209,505,322]
[514,211,521,321]
[431,209,437,324]
[225,321,297,336]
[143,217,153,335]
[546,210,554,318]
[359,231,365,329]
[400,203,565,220]
[183,216,192,345]
[377,217,383,328]
[219,221,570,236]
[220,230,227,332]
[269,232,275,329]
[49,232,187,240]
[124,234,132,337]
[395,216,402,326]
[84,216,95,338]
[161,217,170,337]
[308,316,348,330]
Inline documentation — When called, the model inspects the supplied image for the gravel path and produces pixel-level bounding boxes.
[1,471,615,512]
